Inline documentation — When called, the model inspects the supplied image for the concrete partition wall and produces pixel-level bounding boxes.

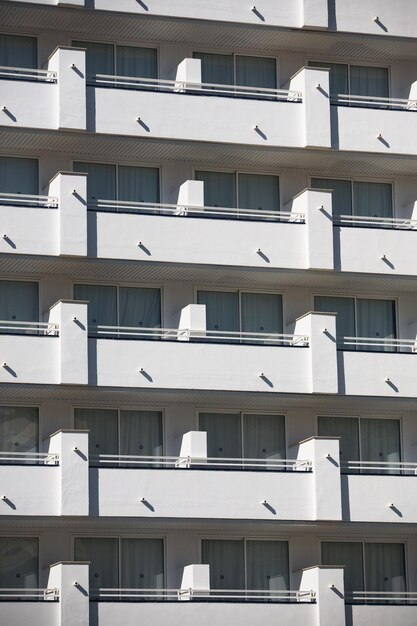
[48,172,87,257]
[48,301,88,385]
[289,67,331,148]
[294,312,338,394]
[48,430,89,516]
[47,47,86,131]
[300,566,346,626]
[48,562,89,626]
[289,188,333,269]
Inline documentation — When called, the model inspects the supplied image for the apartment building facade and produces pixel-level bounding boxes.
[1,1,417,625]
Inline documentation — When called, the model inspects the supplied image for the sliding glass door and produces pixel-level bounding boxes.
[73,41,157,81]
[308,62,388,99]
[0,34,37,69]
[311,178,392,220]
[0,157,38,197]
[74,537,119,589]
[199,412,242,459]
[0,280,38,334]
[74,408,118,457]
[322,542,364,593]
[0,406,39,461]
[194,52,276,91]
[0,537,38,588]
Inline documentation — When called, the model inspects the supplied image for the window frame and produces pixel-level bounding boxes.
[0,154,41,197]
[191,49,279,90]
[0,33,39,70]
[71,39,159,79]
[306,58,391,98]
[0,277,42,324]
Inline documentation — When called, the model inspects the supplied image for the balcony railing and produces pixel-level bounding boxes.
[0,192,58,208]
[342,460,417,475]
[334,214,417,230]
[0,451,59,465]
[332,93,417,110]
[346,591,417,605]
[0,321,59,335]
[337,337,417,352]
[0,588,59,601]
[92,588,315,603]
[91,73,303,103]
[0,66,57,83]
[90,454,312,471]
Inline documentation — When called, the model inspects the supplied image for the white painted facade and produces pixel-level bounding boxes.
[1,2,417,625]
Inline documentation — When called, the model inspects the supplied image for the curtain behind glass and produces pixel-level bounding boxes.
[360,419,400,475]
[73,284,117,327]
[194,52,233,86]
[0,406,38,455]
[243,414,285,465]
[309,62,348,97]
[195,171,236,209]
[235,56,276,90]
[315,296,355,343]
[120,410,163,457]
[121,539,164,589]
[318,416,359,471]
[74,408,118,458]
[356,299,396,352]
[311,178,352,217]
[322,542,364,593]
[365,543,406,594]
[199,412,241,459]
[118,166,160,205]
[202,540,245,590]
[73,162,116,205]
[74,538,119,589]
[0,34,37,69]
[246,541,289,591]
[0,157,38,196]
[241,293,283,341]
[116,46,157,79]
[197,291,239,334]
[0,280,38,334]
[350,66,389,98]
[0,537,38,588]
[238,174,280,216]
[119,287,161,334]
[353,182,393,220]
[73,41,114,76]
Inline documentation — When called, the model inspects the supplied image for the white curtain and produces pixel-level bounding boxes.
[309,62,348,97]
[193,52,233,86]
[311,178,352,217]
[0,34,37,69]
[246,541,289,591]
[0,280,38,333]
[0,537,38,588]
[73,284,117,327]
[0,406,38,454]
[73,162,116,205]
[315,296,356,342]
[118,166,160,204]
[360,419,400,474]
[197,291,239,333]
[321,542,364,593]
[73,41,114,77]
[202,540,245,590]
[119,287,161,332]
[243,414,285,463]
[0,156,38,196]
[350,66,389,98]
[356,299,396,352]
[235,56,276,90]
[365,543,406,593]
[353,181,393,219]
[120,539,164,589]
[74,408,118,457]
[120,410,163,457]
[199,412,242,459]
[241,292,283,339]
[195,171,236,209]
[74,537,119,589]
[238,174,280,215]
[318,416,360,470]
[116,46,157,79]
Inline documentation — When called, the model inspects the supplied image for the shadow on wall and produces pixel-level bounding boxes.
[327,0,336,30]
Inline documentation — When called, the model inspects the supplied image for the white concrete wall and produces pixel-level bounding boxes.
[0,80,58,129]
[0,465,59,515]
[0,604,58,626]
[343,475,417,523]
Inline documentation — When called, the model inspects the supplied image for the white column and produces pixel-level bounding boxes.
[175,58,202,91]
[180,564,210,600]
[48,172,87,257]
[48,301,89,385]
[179,431,207,459]
[48,562,89,626]
[297,437,342,520]
[177,180,205,213]
[290,188,334,270]
[178,304,206,340]
[48,430,89,516]
[289,67,331,149]
[47,47,86,131]
[301,0,328,29]
[294,312,338,394]
[300,566,346,626]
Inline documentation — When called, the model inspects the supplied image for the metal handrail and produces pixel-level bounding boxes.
[89,199,305,222]
[94,587,315,602]
[335,214,417,229]
[338,336,417,352]
[92,325,308,346]
[332,93,417,109]
[0,588,59,600]
[0,66,57,82]
[0,320,59,335]
[347,590,417,603]
[0,192,58,208]
[343,460,417,474]
[0,451,59,464]
[92,73,302,102]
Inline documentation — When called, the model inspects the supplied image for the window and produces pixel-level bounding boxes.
[317,416,401,474]
[0,537,38,588]
[73,41,157,80]
[0,34,37,69]
[195,170,280,216]
[321,541,406,599]
[314,296,396,351]
[202,539,289,592]
[73,162,160,206]
[0,406,39,461]
[197,290,283,341]
[73,284,161,331]
[199,412,285,465]
[74,408,163,462]
[74,537,164,590]
[311,178,393,220]
[0,281,39,334]
[0,157,38,196]
[194,52,277,91]
[309,61,389,100]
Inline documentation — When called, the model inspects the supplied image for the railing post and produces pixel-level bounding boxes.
[180,565,210,601]
[301,0,328,29]
[177,180,204,212]
[47,47,86,131]
[48,430,89,516]
[297,437,342,520]
[300,566,346,626]
[289,188,333,270]
[48,172,87,257]
[294,312,338,394]
[178,304,206,341]
[48,562,89,626]
[289,67,331,149]
[48,300,89,385]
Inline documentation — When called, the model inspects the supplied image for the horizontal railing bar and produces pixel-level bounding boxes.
[0,451,58,458]
[333,93,417,106]
[0,192,58,207]
[0,320,56,327]
[95,587,314,599]
[0,65,56,76]
[344,460,417,467]
[338,336,416,350]
[336,214,417,227]
[94,325,303,339]
[349,591,417,596]
[92,454,311,470]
